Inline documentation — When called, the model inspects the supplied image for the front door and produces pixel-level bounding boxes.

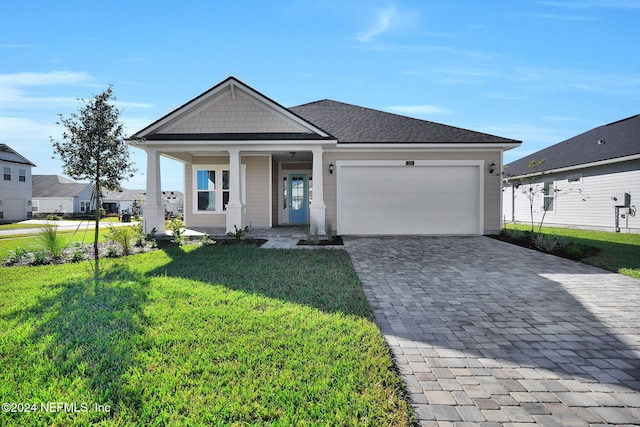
[288,174,308,224]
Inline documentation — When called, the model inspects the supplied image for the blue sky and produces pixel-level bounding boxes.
[2,0,639,191]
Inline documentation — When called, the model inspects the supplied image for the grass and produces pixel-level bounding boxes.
[506,223,640,279]
[0,246,414,426]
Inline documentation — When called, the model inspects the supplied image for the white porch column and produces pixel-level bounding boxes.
[143,148,165,234]
[310,147,326,235]
[226,149,244,233]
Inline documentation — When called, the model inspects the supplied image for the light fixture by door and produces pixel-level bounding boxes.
[489,162,496,174]
[329,163,334,174]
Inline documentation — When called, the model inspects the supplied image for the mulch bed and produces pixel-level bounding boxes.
[487,232,599,262]
[297,236,344,246]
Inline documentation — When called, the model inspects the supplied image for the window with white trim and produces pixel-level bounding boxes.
[543,181,555,212]
[19,169,26,182]
[193,165,245,213]
[3,167,10,181]
[80,200,90,213]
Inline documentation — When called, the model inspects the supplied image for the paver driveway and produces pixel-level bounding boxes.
[344,236,640,426]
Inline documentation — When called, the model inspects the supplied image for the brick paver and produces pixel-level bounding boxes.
[344,236,640,426]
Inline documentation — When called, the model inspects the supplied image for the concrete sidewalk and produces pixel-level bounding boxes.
[344,236,640,426]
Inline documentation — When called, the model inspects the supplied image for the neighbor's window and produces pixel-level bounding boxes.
[543,181,555,211]
[80,200,90,213]
[19,169,26,182]
[3,167,10,181]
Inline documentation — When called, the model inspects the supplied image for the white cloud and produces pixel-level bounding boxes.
[387,104,451,115]
[0,71,91,87]
[356,4,398,42]
[479,123,574,147]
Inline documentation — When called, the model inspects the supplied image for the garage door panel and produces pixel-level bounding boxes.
[338,164,481,235]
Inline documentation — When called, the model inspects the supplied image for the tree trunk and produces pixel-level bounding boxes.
[94,182,100,277]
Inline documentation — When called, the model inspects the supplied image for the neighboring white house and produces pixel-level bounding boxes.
[503,114,640,233]
[129,76,520,235]
[32,175,95,216]
[0,144,36,222]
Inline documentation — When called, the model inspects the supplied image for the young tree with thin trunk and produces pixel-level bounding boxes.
[51,86,137,275]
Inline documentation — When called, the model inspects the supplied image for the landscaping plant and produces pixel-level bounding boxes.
[106,224,141,255]
[38,223,66,260]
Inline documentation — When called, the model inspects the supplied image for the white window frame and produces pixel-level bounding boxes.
[191,164,246,215]
[18,168,26,182]
[543,181,555,212]
[80,200,91,213]
[3,166,10,181]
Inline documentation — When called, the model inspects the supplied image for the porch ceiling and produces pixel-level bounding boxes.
[159,149,314,163]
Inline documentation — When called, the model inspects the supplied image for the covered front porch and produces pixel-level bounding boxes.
[141,145,331,236]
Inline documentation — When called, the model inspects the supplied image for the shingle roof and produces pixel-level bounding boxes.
[102,188,147,202]
[290,100,520,144]
[505,114,640,176]
[0,144,36,166]
[32,175,93,198]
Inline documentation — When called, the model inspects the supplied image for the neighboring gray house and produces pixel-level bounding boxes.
[102,188,146,215]
[32,175,95,216]
[131,77,520,235]
[0,144,36,222]
[503,114,640,233]
[102,189,183,216]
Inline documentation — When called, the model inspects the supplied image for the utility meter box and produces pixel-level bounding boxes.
[611,193,631,208]
[612,192,631,207]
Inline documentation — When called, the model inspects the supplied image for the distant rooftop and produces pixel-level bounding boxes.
[0,144,36,166]
[505,114,640,176]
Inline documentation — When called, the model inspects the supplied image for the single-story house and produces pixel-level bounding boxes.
[503,114,640,233]
[0,144,36,222]
[130,77,521,235]
[32,175,95,216]
[102,188,183,216]
[102,188,146,215]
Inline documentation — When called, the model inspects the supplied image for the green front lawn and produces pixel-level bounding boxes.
[0,229,108,262]
[0,246,413,426]
[506,224,640,279]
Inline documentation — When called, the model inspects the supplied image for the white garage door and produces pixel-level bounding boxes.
[337,161,483,235]
[0,198,26,221]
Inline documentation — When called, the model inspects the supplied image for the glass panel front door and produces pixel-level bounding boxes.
[289,174,308,224]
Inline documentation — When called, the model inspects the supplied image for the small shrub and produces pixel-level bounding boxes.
[166,217,186,245]
[226,225,249,242]
[105,246,120,258]
[46,214,62,221]
[5,247,29,265]
[506,228,528,241]
[69,249,86,263]
[200,233,215,246]
[532,233,560,253]
[38,223,66,259]
[107,225,140,255]
[306,224,320,245]
[564,244,585,260]
[30,250,49,266]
